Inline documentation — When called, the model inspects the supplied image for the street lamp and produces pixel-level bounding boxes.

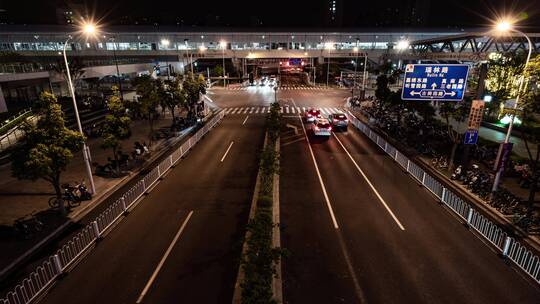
[63,22,97,194]
[491,19,533,192]
[220,40,227,87]
[325,42,334,88]
[161,39,171,80]
[108,36,124,100]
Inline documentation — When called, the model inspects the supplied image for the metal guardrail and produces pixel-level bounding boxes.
[346,110,540,285]
[0,110,225,304]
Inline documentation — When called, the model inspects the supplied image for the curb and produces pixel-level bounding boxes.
[272,136,283,303]
[0,124,198,282]
[232,132,268,304]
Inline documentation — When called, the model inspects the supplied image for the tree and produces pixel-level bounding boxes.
[133,75,160,144]
[100,86,131,174]
[182,73,207,118]
[160,79,185,120]
[485,51,526,118]
[11,92,84,215]
[439,99,471,170]
[212,65,224,77]
[517,54,540,214]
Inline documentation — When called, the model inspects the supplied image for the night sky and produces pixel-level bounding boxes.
[2,0,540,29]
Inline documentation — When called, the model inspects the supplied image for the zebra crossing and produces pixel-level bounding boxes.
[220,106,345,115]
[223,85,335,91]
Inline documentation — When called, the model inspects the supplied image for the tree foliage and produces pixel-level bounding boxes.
[133,75,161,143]
[160,79,186,120]
[101,86,131,174]
[181,72,207,117]
[11,92,84,215]
[485,52,527,104]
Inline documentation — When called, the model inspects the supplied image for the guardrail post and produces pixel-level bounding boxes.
[406,160,410,171]
[157,165,161,177]
[502,236,512,257]
[394,149,398,160]
[384,142,388,152]
[142,179,146,191]
[121,197,128,215]
[169,155,174,167]
[466,207,473,227]
[52,254,63,274]
[441,188,447,204]
[421,172,426,185]
[92,221,101,240]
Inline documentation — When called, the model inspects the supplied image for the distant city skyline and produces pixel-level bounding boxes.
[1,0,540,29]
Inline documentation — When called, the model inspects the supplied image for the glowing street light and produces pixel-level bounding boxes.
[396,40,409,50]
[161,38,170,46]
[160,39,171,80]
[495,20,512,32]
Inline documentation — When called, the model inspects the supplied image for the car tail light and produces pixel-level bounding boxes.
[328,126,332,131]
[314,126,319,130]
[333,119,338,122]
[307,113,312,117]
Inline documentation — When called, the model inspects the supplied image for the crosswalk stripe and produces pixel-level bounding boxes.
[296,107,301,113]
[291,107,295,114]
[255,107,260,113]
[332,107,341,113]
[226,108,233,114]
[280,107,284,113]
[285,107,289,113]
[250,107,254,113]
[231,108,238,114]
[302,107,306,112]
[243,108,249,114]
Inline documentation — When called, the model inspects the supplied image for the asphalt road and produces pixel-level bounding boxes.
[38,114,265,304]
[279,97,540,303]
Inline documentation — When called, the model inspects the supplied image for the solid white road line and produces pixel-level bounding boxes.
[220,141,235,162]
[136,211,194,304]
[333,134,406,231]
[293,101,339,229]
[242,115,249,125]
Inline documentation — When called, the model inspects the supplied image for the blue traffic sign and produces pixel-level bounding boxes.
[464,129,478,145]
[401,64,470,101]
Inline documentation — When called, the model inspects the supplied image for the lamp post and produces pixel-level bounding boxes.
[109,37,124,100]
[491,21,533,192]
[325,42,334,88]
[353,46,359,91]
[220,40,227,87]
[63,24,96,194]
[161,39,171,80]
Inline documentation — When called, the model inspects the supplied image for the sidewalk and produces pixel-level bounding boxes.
[437,115,537,159]
[0,111,176,271]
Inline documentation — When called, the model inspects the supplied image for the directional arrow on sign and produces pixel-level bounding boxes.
[431,83,437,89]
[409,91,421,96]
[445,91,456,97]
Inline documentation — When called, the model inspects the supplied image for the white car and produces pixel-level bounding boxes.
[311,118,332,137]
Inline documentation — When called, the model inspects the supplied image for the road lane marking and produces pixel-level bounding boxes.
[220,141,235,162]
[242,115,249,125]
[232,107,239,114]
[292,101,339,229]
[250,107,255,113]
[333,134,406,231]
[255,107,260,114]
[136,211,194,304]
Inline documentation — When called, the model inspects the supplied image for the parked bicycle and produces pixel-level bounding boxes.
[48,181,92,209]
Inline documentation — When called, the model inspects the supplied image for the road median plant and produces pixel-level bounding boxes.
[240,102,285,304]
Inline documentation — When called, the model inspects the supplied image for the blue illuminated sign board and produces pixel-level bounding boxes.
[401,64,470,101]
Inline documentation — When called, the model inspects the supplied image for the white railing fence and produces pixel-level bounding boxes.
[346,110,540,285]
[0,110,225,304]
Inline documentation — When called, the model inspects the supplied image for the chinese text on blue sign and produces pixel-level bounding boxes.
[464,129,478,145]
[401,64,470,101]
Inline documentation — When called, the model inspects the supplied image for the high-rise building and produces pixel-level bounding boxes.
[55,1,85,25]
[324,0,343,27]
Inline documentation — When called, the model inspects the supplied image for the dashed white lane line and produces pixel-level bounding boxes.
[136,211,194,303]
[242,115,249,125]
[292,101,339,229]
[220,141,235,162]
[333,134,405,231]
